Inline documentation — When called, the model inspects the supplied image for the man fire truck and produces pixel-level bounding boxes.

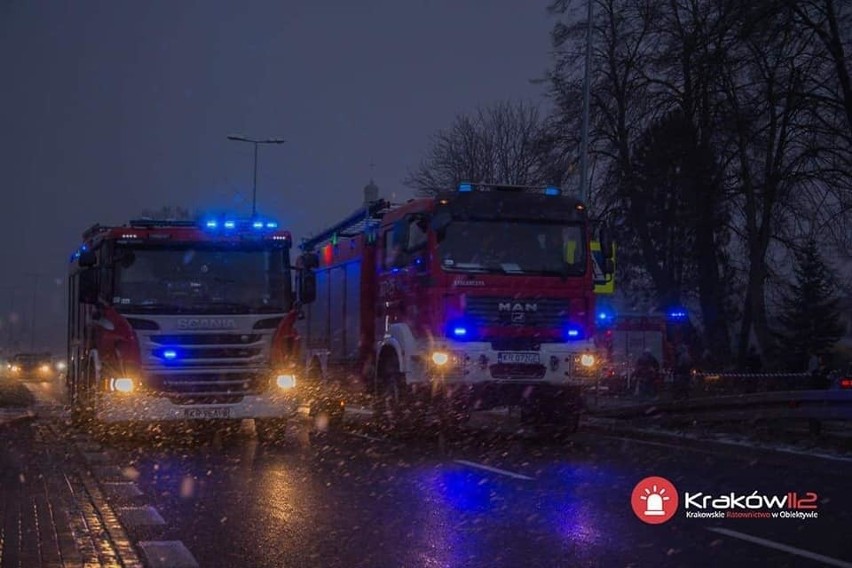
[66,216,311,439]
[295,183,614,431]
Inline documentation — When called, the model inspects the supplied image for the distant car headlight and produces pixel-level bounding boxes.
[40,364,51,373]
[56,361,67,371]
[580,354,596,368]
[10,365,20,373]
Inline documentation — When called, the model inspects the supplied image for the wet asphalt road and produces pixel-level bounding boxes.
[101,417,852,568]
[15,380,852,567]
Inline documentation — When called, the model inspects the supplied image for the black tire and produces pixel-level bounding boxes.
[255,418,289,444]
[374,353,417,432]
[72,360,97,430]
[306,360,345,431]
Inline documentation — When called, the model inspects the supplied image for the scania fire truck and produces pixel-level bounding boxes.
[295,183,614,430]
[67,216,310,438]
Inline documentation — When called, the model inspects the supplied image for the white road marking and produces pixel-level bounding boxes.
[345,406,374,416]
[599,433,852,463]
[101,481,144,499]
[707,528,852,568]
[138,540,199,568]
[116,505,166,527]
[453,459,534,481]
[344,431,386,443]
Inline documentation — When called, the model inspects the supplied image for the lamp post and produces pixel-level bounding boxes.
[227,135,285,217]
[578,0,594,206]
[22,274,44,351]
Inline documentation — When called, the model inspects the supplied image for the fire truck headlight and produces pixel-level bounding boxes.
[276,374,296,389]
[431,351,450,366]
[110,378,134,393]
[580,354,596,368]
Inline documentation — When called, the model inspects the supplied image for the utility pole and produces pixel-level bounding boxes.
[24,273,43,351]
[227,135,286,217]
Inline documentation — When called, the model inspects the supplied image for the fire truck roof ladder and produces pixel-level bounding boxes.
[301,199,391,251]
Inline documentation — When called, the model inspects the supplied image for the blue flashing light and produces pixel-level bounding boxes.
[162,349,178,360]
[252,221,264,229]
[447,318,477,341]
[564,325,584,340]
[545,186,561,196]
[458,182,473,192]
[668,309,688,320]
[266,221,278,229]
[224,220,236,229]
[205,220,218,229]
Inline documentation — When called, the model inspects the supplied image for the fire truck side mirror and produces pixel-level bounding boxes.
[430,211,452,236]
[300,252,319,270]
[299,270,317,305]
[78,250,97,268]
[78,269,99,304]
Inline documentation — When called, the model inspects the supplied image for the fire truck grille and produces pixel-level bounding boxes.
[489,363,547,380]
[464,297,570,327]
[138,329,275,401]
[150,333,262,345]
[146,333,267,366]
[145,372,267,404]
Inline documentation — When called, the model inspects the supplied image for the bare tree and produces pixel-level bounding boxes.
[405,101,566,195]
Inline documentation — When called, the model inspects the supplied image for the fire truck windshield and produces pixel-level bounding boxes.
[438,220,586,276]
[110,244,291,314]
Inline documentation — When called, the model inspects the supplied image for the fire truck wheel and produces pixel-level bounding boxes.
[72,361,98,430]
[375,353,415,431]
[255,418,289,444]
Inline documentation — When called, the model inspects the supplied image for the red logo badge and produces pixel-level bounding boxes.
[631,476,678,524]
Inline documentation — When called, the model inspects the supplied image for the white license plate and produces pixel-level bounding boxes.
[183,407,231,419]
[497,352,540,365]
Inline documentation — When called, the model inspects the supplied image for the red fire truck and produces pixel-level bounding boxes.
[295,183,614,430]
[66,216,310,438]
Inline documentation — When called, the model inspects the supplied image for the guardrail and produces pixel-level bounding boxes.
[587,390,852,439]
[694,371,814,393]
[590,389,852,420]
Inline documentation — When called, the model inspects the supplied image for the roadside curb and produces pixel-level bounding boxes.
[584,418,852,466]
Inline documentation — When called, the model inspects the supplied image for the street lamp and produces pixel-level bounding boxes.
[227,135,285,217]
[578,0,594,207]
[24,273,46,351]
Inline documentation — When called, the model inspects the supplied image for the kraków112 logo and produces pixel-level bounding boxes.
[631,476,679,524]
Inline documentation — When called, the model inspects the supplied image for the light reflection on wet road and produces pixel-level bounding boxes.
[96,415,852,568]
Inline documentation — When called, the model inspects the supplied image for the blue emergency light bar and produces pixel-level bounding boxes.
[456,182,564,195]
[200,217,281,232]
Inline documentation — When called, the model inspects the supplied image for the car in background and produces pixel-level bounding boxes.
[829,364,852,390]
[7,352,55,381]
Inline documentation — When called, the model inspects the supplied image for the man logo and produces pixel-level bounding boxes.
[498,302,538,312]
[631,476,679,524]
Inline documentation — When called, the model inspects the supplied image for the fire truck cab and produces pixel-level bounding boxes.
[66,217,305,437]
[296,183,613,430]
